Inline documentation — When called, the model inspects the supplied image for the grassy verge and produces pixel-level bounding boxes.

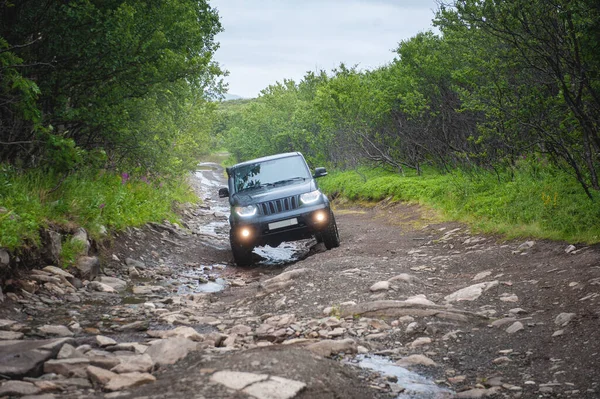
[319,163,600,244]
[0,165,197,252]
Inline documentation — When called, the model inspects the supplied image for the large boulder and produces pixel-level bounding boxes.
[75,256,100,280]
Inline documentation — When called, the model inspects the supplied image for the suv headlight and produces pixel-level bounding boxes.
[234,205,257,217]
[300,190,321,204]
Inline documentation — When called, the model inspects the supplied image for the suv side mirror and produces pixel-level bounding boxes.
[313,167,327,178]
[218,187,230,198]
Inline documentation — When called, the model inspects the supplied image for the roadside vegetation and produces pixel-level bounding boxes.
[215,0,600,244]
[0,1,223,256]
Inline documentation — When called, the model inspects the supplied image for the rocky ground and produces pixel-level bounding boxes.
[1,163,599,399]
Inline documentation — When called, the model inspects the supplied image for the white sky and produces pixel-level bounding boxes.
[210,0,439,98]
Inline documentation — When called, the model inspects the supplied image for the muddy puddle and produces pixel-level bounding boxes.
[350,355,453,398]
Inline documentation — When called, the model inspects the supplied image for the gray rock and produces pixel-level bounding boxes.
[0,337,73,378]
[409,337,432,348]
[115,321,148,332]
[0,331,24,340]
[0,380,41,396]
[104,372,156,391]
[96,276,127,292]
[132,285,165,295]
[210,370,268,390]
[96,335,117,347]
[565,244,576,254]
[125,258,146,269]
[111,354,154,373]
[147,326,203,341]
[42,265,74,279]
[396,354,437,367]
[37,325,74,337]
[444,281,499,303]
[555,312,576,326]
[145,337,198,366]
[42,230,62,264]
[71,228,90,256]
[456,387,502,398]
[260,268,308,293]
[506,321,524,334]
[57,343,84,359]
[517,241,535,251]
[244,376,307,399]
[0,319,16,329]
[75,256,100,280]
[87,365,117,386]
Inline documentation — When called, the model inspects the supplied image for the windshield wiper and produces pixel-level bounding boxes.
[271,177,307,185]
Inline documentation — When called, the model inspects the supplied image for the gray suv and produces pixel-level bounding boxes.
[218,152,340,266]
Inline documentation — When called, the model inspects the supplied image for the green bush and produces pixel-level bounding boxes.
[320,164,600,244]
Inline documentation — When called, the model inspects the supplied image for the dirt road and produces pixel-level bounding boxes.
[1,163,599,398]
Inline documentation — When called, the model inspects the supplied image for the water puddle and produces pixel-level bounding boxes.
[353,355,453,399]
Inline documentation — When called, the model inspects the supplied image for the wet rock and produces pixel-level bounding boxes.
[0,337,73,378]
[37,325,73,337]
[75,256,100,280]
[506,321,524,334]
[96,335,117,347]
[396,354,437,367]
[145,337,198,366]
[0,330,24,340]
[104,372,156,391]
[125,258,146,269]
[43,358,90,377]
[88,280,117,293]
[305,338,357,357]
[71,228,90,256]
[0,380,41,396]
[96,276,127,292]
[555,312,576,326]
[370,281,390,292]
[132,285,165,295]
[111,354,154,373]
[87,365,117,386]
[260,268,308,293]
[444,281,499,303]
[230,279,246,287]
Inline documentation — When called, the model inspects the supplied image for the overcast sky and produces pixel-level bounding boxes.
[210,0,439,98]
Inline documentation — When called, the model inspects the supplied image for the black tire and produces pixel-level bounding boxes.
[322,211,340,250]
[230,231,254,266]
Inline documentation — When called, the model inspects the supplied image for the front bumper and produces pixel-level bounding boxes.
[230,203,331,246]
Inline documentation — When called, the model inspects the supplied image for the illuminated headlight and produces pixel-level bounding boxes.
[314,210,327,223]
[300,190,321,204]
[234,205,257,217]
[240,228,251,238]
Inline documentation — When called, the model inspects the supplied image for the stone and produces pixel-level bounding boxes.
[555,312,576,326]
[42,265,74,279]
[57,343,84,359]
[111,354,154,373]
[339,300,486,322]
[87,365,117,386]
[388,273,418,283]
[104,372,156,391]
[96,276,127,292]
[369,281,390,292]
[88,281,117,293]
[230,325,252,335]
[145,337,198,366]
[71,228,90,255]
[128,267,141,278]
[0,319,16,329]
[96,335,117,347]
[499,293,519,303]
[444,281,499,303]
[0,337,73,378]
[243,376,307,399]
[410,337,432,348]
[517,241,535,251]
[37,325,73,337]
[396,354,437,367]
[210,370,268,390]
[565,245,576,254]
[0,330,24,340]
[126,257,146,269]
[0,380,41,396]
[106,342,148,354]
[115,321,148,332]
[506,321,524,334]
[455,387,502,398]
[42,230,62,264]
[75,256,100,280]
[305,338,357,357]
[132,285,165,295]
[404,295,436,306]
[43,358,90,377]
[260,268,308,293]
[552,329,564,337]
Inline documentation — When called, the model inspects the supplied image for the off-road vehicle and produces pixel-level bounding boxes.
[218,152,340,266]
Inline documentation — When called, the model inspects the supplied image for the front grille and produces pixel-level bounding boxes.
[259,195,301,215]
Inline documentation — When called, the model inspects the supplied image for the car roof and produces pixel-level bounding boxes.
[228,152,304,172]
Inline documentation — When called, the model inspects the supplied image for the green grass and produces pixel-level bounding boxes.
[0,165,197,251]
[319,163,600,244]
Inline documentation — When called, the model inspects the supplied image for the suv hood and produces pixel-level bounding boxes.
[231,180,317,206]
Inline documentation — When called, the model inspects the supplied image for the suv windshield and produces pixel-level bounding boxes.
[233,155,311,193]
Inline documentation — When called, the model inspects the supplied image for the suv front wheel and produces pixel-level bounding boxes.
[230,231,254,266]
[321,211,340,250]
